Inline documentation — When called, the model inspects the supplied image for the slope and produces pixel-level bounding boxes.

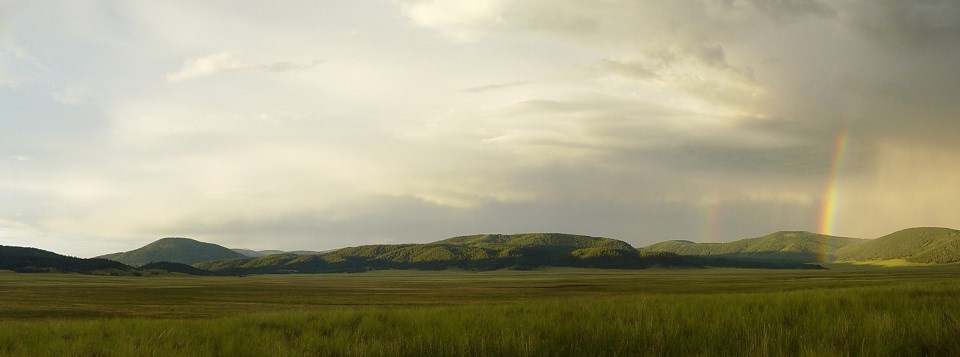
[0,245,135,274]
[641,231,866,263]
[835,227,960,264]
[98,237,246,266]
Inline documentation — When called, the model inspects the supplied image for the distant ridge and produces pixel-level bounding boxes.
[231,248,323,257]
[232,249,287,258]
[98,237,246,266]
[835,227,960,264]
[641,231,866,263]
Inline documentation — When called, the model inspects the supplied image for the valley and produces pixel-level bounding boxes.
[1,267,959,355]
[3,228,959,355]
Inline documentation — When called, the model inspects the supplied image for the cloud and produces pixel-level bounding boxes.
[736,0,836,19]
[460,80,532,93]
[844,0,960,49]
[166,52,324,82]
[262,59,325,72]
[52,86,91,105]
[395,0,960,236]
[396,0,508,42]
[1,1,958,256]
[402,0,960,137]
[165,52,252,82]
[0,2,39,88]
[0,2,29,60]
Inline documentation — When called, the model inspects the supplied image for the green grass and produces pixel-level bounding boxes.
[1,267,959,355]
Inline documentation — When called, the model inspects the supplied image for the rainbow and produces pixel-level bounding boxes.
[817,131,849,262]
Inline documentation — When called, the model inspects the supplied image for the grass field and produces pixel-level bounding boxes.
[1,265,959,355]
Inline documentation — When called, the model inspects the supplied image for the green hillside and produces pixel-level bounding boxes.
[641,231,866,263]
[0,245,135,274]
[835,227,960,264]
[98,237,246,266]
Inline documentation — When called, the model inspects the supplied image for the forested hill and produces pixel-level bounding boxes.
[97,237,246,266]
[0,245,135,274]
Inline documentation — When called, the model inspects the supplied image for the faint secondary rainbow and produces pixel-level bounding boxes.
[817,131,849,262]
[701,201,721,243]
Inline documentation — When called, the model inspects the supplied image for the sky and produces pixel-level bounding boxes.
[1,0,958,257]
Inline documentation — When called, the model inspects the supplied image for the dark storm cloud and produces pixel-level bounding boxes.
[846,0,960,49]
[734,0,836,18]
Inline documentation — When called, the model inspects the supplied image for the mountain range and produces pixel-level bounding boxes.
[197,233,730,274]
[3,227,959,275]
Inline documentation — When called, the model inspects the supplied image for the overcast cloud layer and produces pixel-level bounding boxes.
[1,0,958,257]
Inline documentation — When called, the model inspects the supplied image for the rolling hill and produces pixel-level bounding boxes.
[195,233,816,274]
[834,227,960,264]
[98,237,246,266]
[641,231,866,263]
[0,245,135,274]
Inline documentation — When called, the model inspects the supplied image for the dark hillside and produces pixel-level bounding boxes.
[0,245,134,274]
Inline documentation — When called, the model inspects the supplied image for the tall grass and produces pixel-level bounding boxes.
[2,281,958,356]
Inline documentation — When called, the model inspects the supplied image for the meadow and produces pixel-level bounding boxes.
[1,265,959,355]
